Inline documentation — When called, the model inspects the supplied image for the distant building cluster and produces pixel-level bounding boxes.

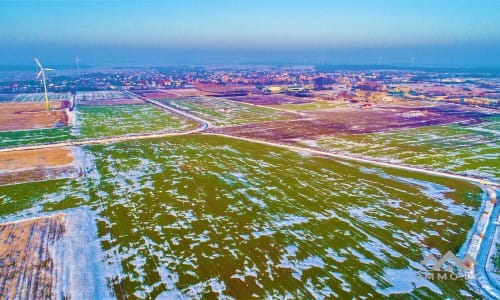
[0,66,498,108]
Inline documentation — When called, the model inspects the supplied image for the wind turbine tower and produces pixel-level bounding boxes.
[75,56,80,75]
[35,58,54,111]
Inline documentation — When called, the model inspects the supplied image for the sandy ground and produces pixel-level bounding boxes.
[0,214,65,299]
[0,147,80,185]
[0,147,74,171]
[0,101,70,131]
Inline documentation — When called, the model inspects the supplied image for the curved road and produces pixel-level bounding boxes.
[1,91,498,297]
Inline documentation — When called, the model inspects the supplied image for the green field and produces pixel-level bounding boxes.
[0,104,197,148]
[0,135,484,299]
[0,127,73,148]
[75,104,197,139]
[315,116,500,181]
[160,97,290,126]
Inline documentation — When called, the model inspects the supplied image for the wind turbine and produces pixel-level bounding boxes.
[75,56,80,75]
[35,58,54,111]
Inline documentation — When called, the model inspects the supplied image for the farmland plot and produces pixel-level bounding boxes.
[74,104,197,139]
[160,97,291,126]
[0,135,483,298]
[315,116,500,181]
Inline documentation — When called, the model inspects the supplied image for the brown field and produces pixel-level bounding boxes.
[0,101,70,131]
[139,92,183,99]
[0,214,65,299]
[391,83,492,95]
[139,88,212,99]
[0,147,81,185]
[225,94,315,105]
[192,82,258,95]
[76,98,145,106]
[0,147,74,171]
[173,88,217,97]
[210,104,493,143]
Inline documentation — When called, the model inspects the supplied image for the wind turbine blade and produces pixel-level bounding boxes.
[36,70,43,79]
[44,68,55,71]
[34,58,43,69]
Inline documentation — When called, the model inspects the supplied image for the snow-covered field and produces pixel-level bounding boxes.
[0,92,73,102]
[76,91,134,101]
[315,116,500,182]
[160,97,290,126]
[0,135,486,299]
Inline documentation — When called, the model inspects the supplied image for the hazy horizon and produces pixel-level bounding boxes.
[1,0,499,67]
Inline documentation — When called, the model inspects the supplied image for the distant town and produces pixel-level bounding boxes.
[1,65,498,108]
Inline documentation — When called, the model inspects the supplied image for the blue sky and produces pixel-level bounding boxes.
[0,0,499,66]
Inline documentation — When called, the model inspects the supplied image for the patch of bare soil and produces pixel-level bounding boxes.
[0,147,81,185]
[0,101,70,131]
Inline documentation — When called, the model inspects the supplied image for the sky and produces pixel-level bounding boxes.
[0,0,499,66]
